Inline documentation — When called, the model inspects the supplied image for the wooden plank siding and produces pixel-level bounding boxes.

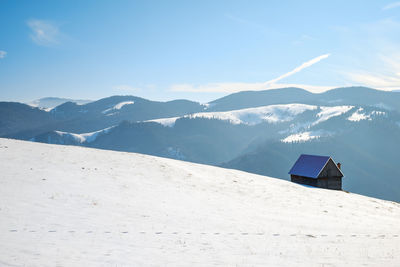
[318,158,342,178]
[290,175,342,190]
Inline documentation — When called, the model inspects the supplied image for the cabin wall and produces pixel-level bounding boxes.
[318,159,342,178]
[290,175,318,187]
[291,175,342,190]
[317,177,342,190]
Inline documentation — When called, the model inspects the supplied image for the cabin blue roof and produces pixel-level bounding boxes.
[288,154,330,178]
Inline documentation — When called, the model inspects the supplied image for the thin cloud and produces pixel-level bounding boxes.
[170,82,334,94]
[382,2,400,10]
[170,82,266,93]
[27,19,60,46]
[347,73,400,90]
[265,54,330,85]
[170,54,332,93]
[346,54,400,90]
[0,50,6,59]
[330,17,400,90]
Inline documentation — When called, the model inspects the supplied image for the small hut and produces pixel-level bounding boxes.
[288,154,344,190]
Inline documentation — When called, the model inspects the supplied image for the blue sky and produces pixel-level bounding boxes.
[1,0,400,103]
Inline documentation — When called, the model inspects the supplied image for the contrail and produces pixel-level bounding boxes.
[265,53,330,85]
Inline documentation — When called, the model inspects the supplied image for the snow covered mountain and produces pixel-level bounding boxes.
[207,86,400,112]
[0,96,205,139]
[0,102,56,136]
[1,138,399,266]
[31,103,391,157]
[36,103,388,147]
[3,87,400,139]
[27,97,92,110]
[147,103,319,126]
[33,126,116,145]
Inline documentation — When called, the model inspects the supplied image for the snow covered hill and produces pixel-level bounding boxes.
[0,138,399,266]
[207,86,400,112]
[33,103,390,148]
[147,103,319,126]
[32,126,116,145]
[145,104,388,143]
[27,97,92,110]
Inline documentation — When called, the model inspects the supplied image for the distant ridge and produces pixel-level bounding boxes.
[207,86,400,111]
[27,97,92,109]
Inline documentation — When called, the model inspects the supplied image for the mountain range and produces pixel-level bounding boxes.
[27,97,92,110]
[1,86,400,201]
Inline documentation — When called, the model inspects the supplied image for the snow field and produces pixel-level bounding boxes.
[0,138,399,266]
[102,101,134,114]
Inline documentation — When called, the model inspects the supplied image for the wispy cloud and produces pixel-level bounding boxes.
[27,19,60,46]
[334,17,400,90]
[170,82,334,94]
[347,73,400,90]
[0,50,6,59]
[170,54,332,93]
[346,54,400,90]
[382,2,400,10]
[170,82,265,93]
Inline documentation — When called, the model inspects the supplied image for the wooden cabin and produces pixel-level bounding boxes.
[288,154,344,190]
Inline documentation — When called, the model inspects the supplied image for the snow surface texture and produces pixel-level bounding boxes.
[148,117,179,127]
[102,101,134,114]
[144,104,358,143]
[147,104,357,130]
[312,105,353,125]
[147,104,318,127]
[281,106,389,143]
[281,130,330,143]
[189,104,317,125]
[27,98,91,110]
[0,138,399,266]
[54,126,115,143]
[347,108,387,122]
